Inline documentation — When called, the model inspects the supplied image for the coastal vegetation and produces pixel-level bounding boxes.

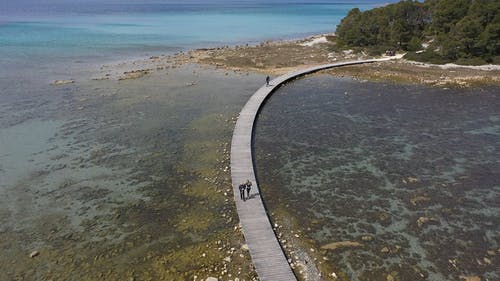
[336,0,500,65]
[176,41,500,87]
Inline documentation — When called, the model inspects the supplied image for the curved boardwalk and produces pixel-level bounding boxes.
[231,58,391,280]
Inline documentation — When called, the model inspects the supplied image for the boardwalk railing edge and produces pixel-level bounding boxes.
[230,58,393,281]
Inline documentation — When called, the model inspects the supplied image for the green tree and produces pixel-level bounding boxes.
[336,1,428,51]
[407,36,423,51]
[477,21,500,61]
[335,0,499,64]
[428,0,471,34]
[335,8,363,46]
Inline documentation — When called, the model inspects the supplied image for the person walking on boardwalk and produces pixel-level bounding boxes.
[245,179,252,199]
[239,183,246,201]
[266,76,270,86]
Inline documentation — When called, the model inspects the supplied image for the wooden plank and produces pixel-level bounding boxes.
[231,59,392,281]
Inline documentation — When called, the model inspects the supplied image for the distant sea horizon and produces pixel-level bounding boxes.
[0,0,398,83]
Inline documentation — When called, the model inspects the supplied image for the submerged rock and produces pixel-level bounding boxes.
[410,195,431,206]
[321,241,362,250]
[361,235,374,242]
[407,176,419,183]
[51,79,74,86]
[416,216,439,228]
[460,276,481,281]
[29,251,39,258]
[118,69,151,80]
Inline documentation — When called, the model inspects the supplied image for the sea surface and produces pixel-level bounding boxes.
[254,75,500,280]
[0,0,396,81]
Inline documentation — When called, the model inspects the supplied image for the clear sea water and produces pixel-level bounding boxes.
[12,1,490,280]
[254,75,500,280]
[0,0,396,77]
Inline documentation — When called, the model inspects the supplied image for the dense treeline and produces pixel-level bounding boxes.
[335,0,500,64]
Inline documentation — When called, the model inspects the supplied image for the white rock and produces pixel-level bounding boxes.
[51,79,74,86]
[206,277,218,281]
[241,244,249,251]
[299,36,328,47]
[29,251,39,258]
[224,256,231,263]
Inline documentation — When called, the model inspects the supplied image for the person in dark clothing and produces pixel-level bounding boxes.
[239,183,246,201]
[266,76,270,86]
[245,179,252,199]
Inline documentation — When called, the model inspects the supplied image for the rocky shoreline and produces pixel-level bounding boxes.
[59,34,500,89]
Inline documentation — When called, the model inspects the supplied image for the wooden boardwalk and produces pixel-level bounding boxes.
[231,59,391,280]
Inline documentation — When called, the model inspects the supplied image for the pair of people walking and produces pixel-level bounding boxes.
[239,179,252,201]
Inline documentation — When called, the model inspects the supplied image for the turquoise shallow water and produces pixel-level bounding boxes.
[255,75,500,280]
[0,1,395,73]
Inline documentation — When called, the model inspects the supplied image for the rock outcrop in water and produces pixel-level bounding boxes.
[118,69,152,80]
[416,216,439,228]
[321,241,362,250]
[29,251,39,258]
[51,79,74,86]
